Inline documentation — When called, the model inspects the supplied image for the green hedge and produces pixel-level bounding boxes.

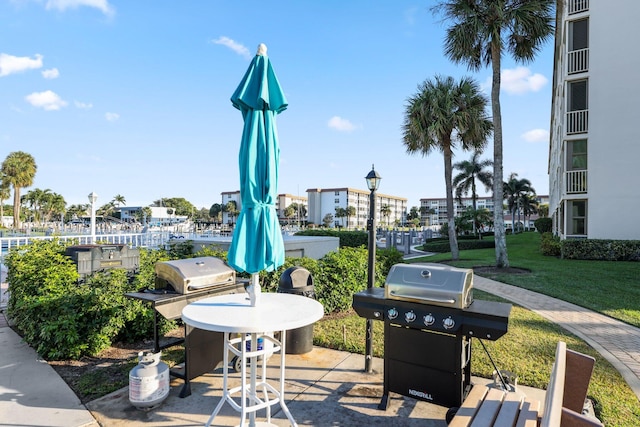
[5,239,163,360]
[295,229,368,248]
[422,239,495,253]
[534,217,552,233]
[561,239,640,261]
[6,239,403,359]
[540,232,561,257]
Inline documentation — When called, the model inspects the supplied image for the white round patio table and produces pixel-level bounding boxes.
[182,292,324,427]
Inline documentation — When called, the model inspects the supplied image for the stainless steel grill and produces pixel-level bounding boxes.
[155,257,236,294]
[126,256,246,398]
[352,263,512,409]
[385,263,473,309]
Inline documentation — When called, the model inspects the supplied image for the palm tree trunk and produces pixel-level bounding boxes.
[444,145,459,260]
[12,187,21,230]
[491,44,509,268]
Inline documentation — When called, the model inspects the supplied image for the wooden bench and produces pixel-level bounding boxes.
[449,341,603,426]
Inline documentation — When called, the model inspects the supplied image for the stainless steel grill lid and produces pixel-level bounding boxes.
[384,263,473,309]
[155,256,236,294]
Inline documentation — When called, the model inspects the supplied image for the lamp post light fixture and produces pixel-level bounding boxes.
[364,164,381,373]
[88,191,98,244]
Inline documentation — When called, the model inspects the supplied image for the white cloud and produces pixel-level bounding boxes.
[328,116,357,132]
[211,36,252,59]
[46,0,115,16]
[105,112,119,121]
[0,53,43,77]
[42,67,59,79]
[501,67,548,95]
[74,100,93,109]
[521,128,549,143]
[25,90,67,110]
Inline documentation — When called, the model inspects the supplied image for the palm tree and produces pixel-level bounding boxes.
[344,206,356,228]
[435,0,554,266]
[453,151,493,236]
[380,204,391,227]
[1,151,37,230]
[0,174,10,226]
[520,194,539,231]
[504,173,535,234]
[334,207,347,228]
[112,194,126,207]
[403,75,492,260]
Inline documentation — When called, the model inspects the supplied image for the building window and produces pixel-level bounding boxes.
[568,18,589,74]
[567,139,587,170]
[565,139,587,193]
[334,191,340,196]
[568,200,587,235]
[335,199,340,204]
[567,79,588,134]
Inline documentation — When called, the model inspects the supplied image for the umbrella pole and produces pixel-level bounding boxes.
[249,273,261,307]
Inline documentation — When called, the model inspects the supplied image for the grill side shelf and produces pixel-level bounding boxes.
[462,300,512,341]
[352,288,386,321]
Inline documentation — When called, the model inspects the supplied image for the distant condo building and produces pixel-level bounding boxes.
[420,195,549,230]
[548,0,640,239]
[306,188,407,229]
[220,191,308,225]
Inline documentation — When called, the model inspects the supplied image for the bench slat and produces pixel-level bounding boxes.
[541,341,567,427]
[564,348,596,413]
[470,388,506,427]
[493,392,523,426]
[515,398,540,427]
[449,385,491,427]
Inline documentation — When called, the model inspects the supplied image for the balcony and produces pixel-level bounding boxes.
[565,169,587,193]
[569,0,589,15]
[568,48,589,74]
[567,110,588,134]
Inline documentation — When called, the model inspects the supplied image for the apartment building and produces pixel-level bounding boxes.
[420,195,549,230]
[548,0,640,239]
[276,193,308,225]
[306,188,407,229]
[220,191,308,225]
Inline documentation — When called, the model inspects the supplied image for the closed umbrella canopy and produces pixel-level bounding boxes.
[227,43,286,275]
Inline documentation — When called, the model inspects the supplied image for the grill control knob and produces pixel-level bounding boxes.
[405,311,416,323]
[423,313,435,326]
[443,316,455,330]
[388,308,398,320]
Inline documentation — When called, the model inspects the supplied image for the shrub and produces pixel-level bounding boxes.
[540,232,561,257]
[561,239,640,261]
[5,239,158,359]
[534,217,553,234]
[315,247,372,313]
[295,229,367,248]
[422,239,494,253]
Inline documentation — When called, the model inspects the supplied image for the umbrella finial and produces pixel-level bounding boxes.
[257,43,267,56]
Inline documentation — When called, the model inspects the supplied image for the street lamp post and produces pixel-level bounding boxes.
[364,165,381,373]
[88,192,98,244]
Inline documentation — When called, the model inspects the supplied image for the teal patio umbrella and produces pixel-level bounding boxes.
[227,43,287,305]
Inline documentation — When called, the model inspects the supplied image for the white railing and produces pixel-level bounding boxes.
[568,48,589,74]
[0,232,175,263]
[569,0,589,14]
[567,109,588,134]
[565,169,588,193]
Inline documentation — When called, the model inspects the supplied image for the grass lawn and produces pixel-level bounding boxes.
[422,232,640,328]
[315,232,640,426]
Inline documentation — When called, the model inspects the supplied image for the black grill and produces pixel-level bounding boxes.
[352,265,511,409]
[65,244,139,280]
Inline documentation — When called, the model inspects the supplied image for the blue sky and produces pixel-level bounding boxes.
[1,0,554,210]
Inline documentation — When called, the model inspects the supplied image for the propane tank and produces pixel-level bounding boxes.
[129,351,170,409]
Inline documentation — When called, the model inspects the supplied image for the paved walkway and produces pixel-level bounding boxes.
[474,275,640,400]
